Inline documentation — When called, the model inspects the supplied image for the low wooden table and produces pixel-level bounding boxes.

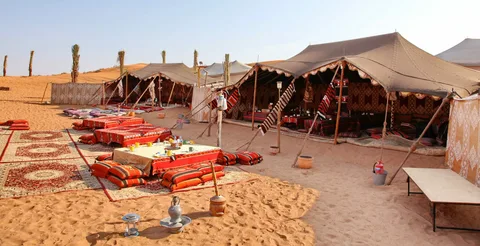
[113,144,221,176]
[403,168,480,232]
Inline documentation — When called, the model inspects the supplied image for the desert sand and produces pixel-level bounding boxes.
[0,66,479,245]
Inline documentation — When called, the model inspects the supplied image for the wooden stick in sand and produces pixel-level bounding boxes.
[333,61,345,145]
[209,161,220,196]
[291,65,340,167]
[40,82,51,104]
[385,92,452,185]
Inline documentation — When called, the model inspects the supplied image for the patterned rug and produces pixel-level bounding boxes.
[10,130,72,143]
[0,158,101,198]
[67,129,91,142]
[0,128,11,135]
[0,141,81,163]
[0,134,11,161]
[100,166,255,201]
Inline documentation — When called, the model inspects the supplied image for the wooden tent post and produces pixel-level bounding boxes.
[277,85,281,152]
[251,67,258,130]
[131,79,155,110]
[125,73,129,104]
[333,61,346,145]
[208,90,213,137]
[41,82,51,104]
[291,65,340,167]
[217,109,223,147]
[167,82,176,106]
[102,81,106,107]
[105,82,119,106]
[385,93,451,185]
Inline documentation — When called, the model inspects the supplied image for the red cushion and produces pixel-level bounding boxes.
[109,165,146,179]
[95,153,112,161]
[107,175,146,188]
[7,120,28,125]
[216,152,238,166]
[161,178,202,191]
[189,163,224,174]
[162,168,203,184]
[91,170,108,178]
[236,151,263,165]
[91,160,121,175]
[200,171,225,183]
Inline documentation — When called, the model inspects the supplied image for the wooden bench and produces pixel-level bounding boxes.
[403,168,480,232]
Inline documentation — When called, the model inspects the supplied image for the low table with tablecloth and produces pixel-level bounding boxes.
[82,116,145,129]
[113,144,221,176]
[94,124,171,147]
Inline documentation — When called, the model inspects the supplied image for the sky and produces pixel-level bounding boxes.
[1,0,479,76]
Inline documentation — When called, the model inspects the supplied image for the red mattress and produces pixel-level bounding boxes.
[94,124,172,146]
[82,116,145,129]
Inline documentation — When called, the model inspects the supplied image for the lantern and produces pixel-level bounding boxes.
[122,213,140,237]
[217,92,227,111]
[276,81,282,89]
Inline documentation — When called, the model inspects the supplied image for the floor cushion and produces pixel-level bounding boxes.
[109,165,146,179]
[95,153,112,161]
[236,151,263,165]
[190,163,224,174]
[216,152,238,166]
[91,160,122,176]
[162,168,203,184]
[200,171,225,183]
[161,178,202,191]
[107,175,146,188]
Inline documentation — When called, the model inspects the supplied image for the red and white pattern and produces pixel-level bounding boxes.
[76,144,114,158]
[1,142,80,163]
[0,159,101,198]
[10,130,72,143]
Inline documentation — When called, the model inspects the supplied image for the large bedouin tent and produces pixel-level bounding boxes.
[230,32,480,148]
[105,63,215,107]
[436,38,480,71]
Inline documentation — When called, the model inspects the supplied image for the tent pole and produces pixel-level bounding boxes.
[333,61,346,145]
[102,81,106,108]
[208,91,213,137]
[41,82,51,104]
[125,73,129,105]
[121,79,141,105]
[251,66,259,130]
[131,79,155,110]
[379,92,391,161]
[277,85,281,153]
[158,78,162,107]
[217,109,223,147]
[105,81,120,106]
[167,82,176,106]
[291,65,340,167]
[385,92,451,185]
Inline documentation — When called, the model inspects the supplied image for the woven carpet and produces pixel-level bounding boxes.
[0,158,101,198]
[0,141,81,163]
[0,134,11,161]
[98,166,255,202]
[10,130,72,143]
[0,128,11,135]
[75,144,114,158]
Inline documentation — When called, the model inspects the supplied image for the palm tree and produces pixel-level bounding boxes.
[193,49,198,71]
[71,44,80,83]
[117,50,125,75]
[29,50,34,76]
[224,54,230,86]
[2,55,6,76]
[162,50,166,64]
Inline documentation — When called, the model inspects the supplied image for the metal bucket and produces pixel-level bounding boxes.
[373,170,388,186]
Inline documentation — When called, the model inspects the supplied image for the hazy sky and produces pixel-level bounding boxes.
[1,0,479,76]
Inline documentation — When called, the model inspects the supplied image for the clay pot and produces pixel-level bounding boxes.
[158,113,166,119]
[297,155,313,169]
[210,195,226,216]
[269,146,279,155]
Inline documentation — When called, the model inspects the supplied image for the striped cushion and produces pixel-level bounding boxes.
[162,168,203,184]
[91,160,122,176]
[236,151,263,165]
[91,169,108,178]
[161,178,202,191]
[216,152,238,166]
[200,171,225,183]
[109,165,146,179]
[190,163,224,175]
[107,175,146,188]
[95,153,113,161]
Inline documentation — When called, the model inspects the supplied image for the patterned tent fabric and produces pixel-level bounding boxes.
[445,95,480,187]
[260,80,296,135]
[51,83,102,105]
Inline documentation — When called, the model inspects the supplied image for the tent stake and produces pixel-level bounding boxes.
[251,67,258,130]
[333,61,345,145]
[385,93,451,185]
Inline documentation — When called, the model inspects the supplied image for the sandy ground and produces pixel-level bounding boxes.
[0,67,479,245]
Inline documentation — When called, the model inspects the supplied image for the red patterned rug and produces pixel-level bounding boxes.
[0,141,81,163]
[0,158,101,198]
[76,144,114,158]
[0,134,11,162]
[10,130,72,143]
[98,166,255,201]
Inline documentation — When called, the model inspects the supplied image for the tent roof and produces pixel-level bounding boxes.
[246,32,480,97]
[202,60,251,76]
[436,38,480,66]
[129,63,214,85]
